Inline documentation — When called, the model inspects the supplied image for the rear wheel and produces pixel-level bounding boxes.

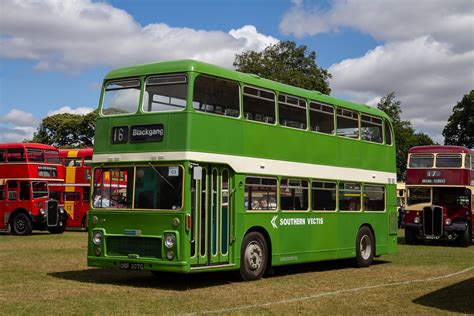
[355,226,374,267]
[240,232,267,281]
[11,213,33,236]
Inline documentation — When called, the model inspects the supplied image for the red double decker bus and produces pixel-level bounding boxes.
[403,145,473,246]
[0,143,68,235]
[59,148,92,228]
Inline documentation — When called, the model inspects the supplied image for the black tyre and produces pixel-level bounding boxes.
[405,229,417,245]
[81,214,89,231]
[240,231,268,281]
[355,226,374,267]
[11,213,33,236]
[459,223,472,247]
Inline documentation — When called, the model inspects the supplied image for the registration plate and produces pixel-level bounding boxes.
[119,262,144,270]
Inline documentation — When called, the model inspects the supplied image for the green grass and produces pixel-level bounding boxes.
[0,231,473,315]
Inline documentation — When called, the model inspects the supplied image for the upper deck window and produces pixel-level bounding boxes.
[193,75,240,117]
[102,79,141,115]
[44,150,60,164]
[0,150,4,162]
[243,86,275,124]
[65,158,81,167]
[361,115,383,143]
[384,119,392,145]
[309,102,334,134]
[143,75,187,112]
[6,148,26,162]
[465,155,471,169]
[337,108,359,139]
[436,154,462,168]
[278,94,307,129]
[409,154,433,168]
[26,149,43,162]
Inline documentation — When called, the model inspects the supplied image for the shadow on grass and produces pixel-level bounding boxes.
[48,258,389,291]
[0,231,50,237]
[412,277,474,314]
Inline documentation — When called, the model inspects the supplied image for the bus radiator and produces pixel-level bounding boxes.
[46,200,59,226]
[423,206,443,237]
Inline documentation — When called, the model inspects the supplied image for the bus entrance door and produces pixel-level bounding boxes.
[190,166,232,267]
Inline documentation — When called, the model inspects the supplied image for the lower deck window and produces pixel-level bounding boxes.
[64,192,81,201]
[339,182,361,211]
[312,181,336,211]
[245,177,277,210]
[280,178,308,210]
[364,185,385,211]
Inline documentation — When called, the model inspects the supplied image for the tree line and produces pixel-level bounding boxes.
[27,41,473,180]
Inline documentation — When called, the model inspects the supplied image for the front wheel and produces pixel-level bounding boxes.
[459,224,472,247]
[240,232,268,281]
[355,226,374,267]
[405,229,418,245]
[11,213,33,236]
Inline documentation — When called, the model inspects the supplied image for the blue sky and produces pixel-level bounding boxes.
[1,0,473,144]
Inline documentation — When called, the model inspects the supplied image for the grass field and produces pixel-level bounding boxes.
[1,231,473,315]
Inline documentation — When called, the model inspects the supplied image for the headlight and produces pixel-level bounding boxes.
[94,247,102,256]
[414,216,420,224]
[445,218,452,226]
[39,209,45,216]
[164,234,176,249]
[92,231,103,245]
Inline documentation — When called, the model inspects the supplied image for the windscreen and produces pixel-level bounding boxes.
[32,181,48,198]
[407,187,431,205]
[102,79,141,115]
[92,165,183,210]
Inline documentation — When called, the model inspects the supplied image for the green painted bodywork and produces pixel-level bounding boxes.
[88,60,397,273]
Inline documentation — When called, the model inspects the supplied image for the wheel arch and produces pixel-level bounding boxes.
[243,226,272,271]
[9,208,33,225]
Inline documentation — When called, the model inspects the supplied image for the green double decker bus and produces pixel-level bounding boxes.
[88,60,397,280]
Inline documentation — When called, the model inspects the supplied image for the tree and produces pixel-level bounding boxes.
[377,92,435,180]
[30,110,98,148]
[234,41,332,95]
[443,90,473,148]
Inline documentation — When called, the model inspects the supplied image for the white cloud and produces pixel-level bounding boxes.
[0,0,278,71]
[329,36,474,143]
[47,106,95,116]
[280,0,474,53]
[0,126,36,143]
[280,0,474,144]
[0,109,38,127]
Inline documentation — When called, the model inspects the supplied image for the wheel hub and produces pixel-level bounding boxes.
[246,241,262,270]
[360,235,372,260]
